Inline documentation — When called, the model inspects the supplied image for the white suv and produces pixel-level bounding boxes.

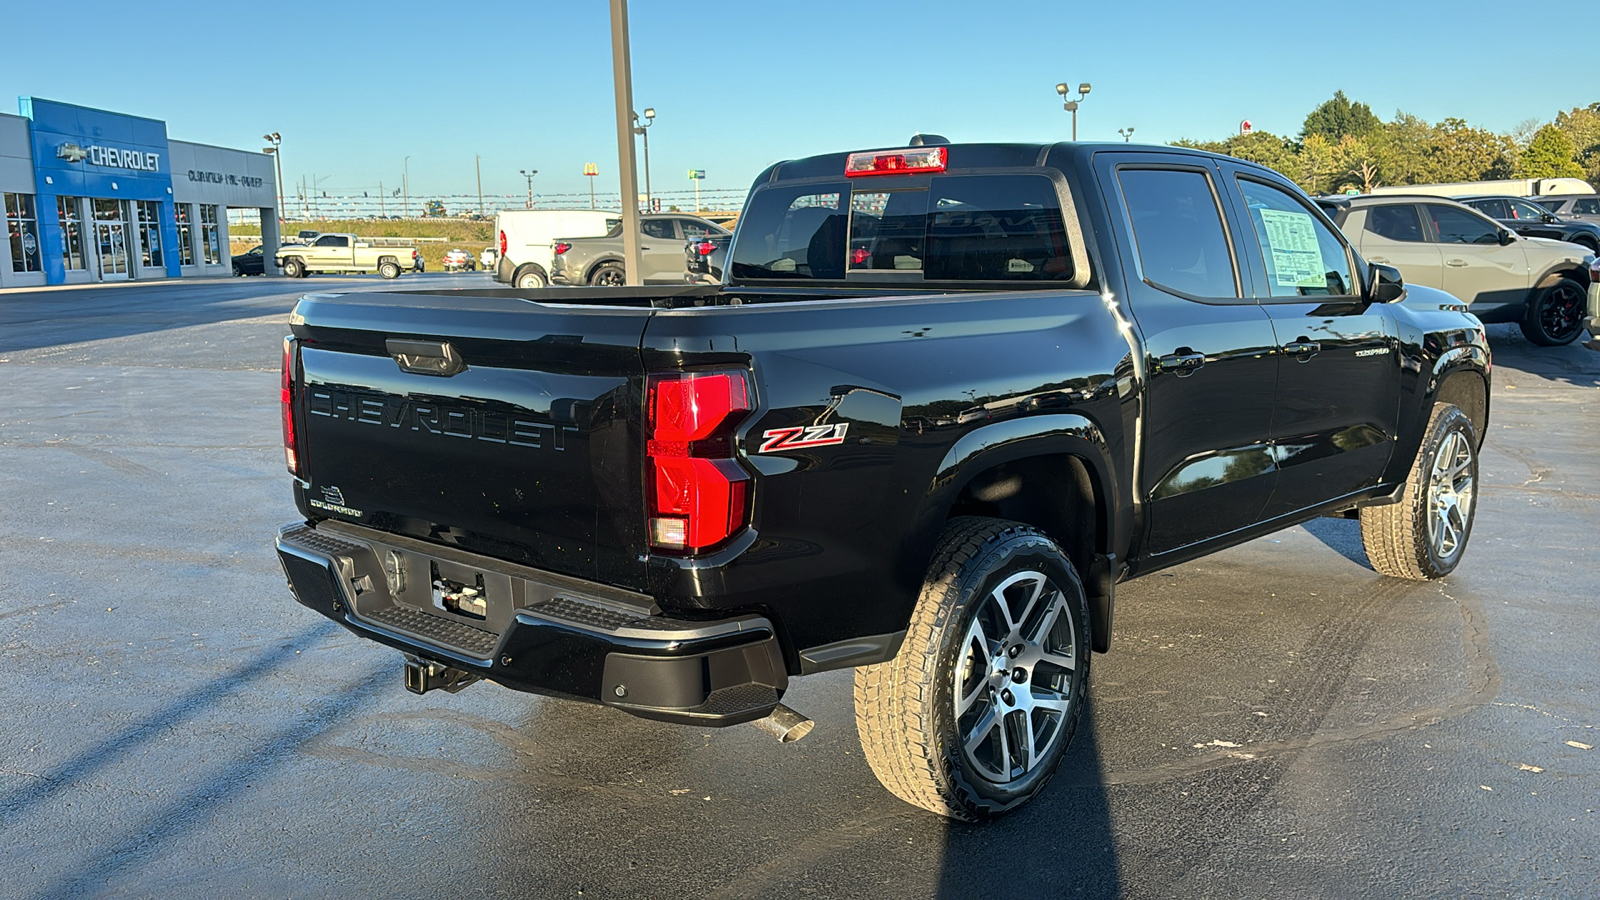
[492,209,620,289]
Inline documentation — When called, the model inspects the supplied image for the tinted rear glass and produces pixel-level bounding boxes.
[729,174,1073,282]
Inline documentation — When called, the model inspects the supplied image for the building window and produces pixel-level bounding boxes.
[5,193,42,273]
[174,203,194,266]
[199,204,220,265]
[137,201,163,268]
[58,196,86,271]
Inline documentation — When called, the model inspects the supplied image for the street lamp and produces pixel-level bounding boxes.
[1054,82,1092,141]
[519,168,537,208]
[403,156,410,218]
[632,107,655,210]
[1118,127,1135,143]
[262,133,283,223]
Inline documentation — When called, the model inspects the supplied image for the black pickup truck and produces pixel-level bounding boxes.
[275,139,1491,821]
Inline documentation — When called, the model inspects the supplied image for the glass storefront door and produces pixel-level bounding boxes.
[92,199,130,281]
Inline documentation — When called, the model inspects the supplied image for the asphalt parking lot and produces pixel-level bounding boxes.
[2,275,1597,899]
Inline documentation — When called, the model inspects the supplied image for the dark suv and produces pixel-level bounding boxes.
[1456,195,1600,252]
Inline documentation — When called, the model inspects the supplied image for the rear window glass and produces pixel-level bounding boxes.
[729,175,1073,282]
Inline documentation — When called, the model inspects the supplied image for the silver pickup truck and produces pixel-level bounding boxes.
[548,214,728,286]
[275,233,420,279]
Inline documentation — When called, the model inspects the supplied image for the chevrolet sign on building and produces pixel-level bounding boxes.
[0,97,279,287]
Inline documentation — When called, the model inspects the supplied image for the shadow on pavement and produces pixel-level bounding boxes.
[1299,516,1371,570]
[937,696,1120,899]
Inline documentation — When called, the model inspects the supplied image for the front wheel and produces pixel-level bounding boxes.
[282,257,304,278]
[1360,403,1478,580]
[378,261,401,280]
[854,518,1089,821]
[589,262,626,287]
[1519,278,1585,346]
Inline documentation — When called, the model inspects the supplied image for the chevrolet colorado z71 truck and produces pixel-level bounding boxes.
[275,140,1494,821]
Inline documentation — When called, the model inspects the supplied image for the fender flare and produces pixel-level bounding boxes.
[585,255,626,283]
[512,262,547,283]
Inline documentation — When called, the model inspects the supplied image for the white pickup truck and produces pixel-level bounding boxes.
[275,233,420,279]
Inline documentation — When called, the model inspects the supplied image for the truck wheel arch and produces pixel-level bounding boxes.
[918,415,1121,651]
[1432,363,1489,449]
[587,256,625,283]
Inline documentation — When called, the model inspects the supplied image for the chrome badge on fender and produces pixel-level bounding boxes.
[759,423,849,453]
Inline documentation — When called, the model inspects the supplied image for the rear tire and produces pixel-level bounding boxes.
[854,517,1090,822]
[378,261,401,280]
[1360,403,1478,580]
[589,262,626,287]
[282,257,304,278]
[1519,278,1585,346]
[514,267,547,289]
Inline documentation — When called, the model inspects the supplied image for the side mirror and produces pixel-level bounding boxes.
[1369,262,1406,304]
[1499,229,1516,245]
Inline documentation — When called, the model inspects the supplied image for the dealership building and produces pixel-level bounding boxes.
[1,98,279,288]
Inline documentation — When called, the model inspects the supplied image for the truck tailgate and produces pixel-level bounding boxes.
[289,290,652,588]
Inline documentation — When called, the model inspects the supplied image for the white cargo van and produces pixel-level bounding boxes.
[493,209,620,288]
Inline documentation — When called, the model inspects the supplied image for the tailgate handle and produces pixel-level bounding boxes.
[386,339,467,377]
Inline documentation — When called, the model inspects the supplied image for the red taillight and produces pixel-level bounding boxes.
[696,241,716,256]
[499,229,507,255]
[554,242,571,255]
[646,371,752,551]
[281,337,298,476]
[845,145,947,177]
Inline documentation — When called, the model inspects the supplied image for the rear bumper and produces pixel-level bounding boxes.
[1584,281,1598,352]
[275,520,789,726]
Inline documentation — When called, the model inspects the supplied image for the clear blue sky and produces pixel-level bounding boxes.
[1,0,1591,207]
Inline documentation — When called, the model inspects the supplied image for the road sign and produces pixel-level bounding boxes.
[688,169,705,180]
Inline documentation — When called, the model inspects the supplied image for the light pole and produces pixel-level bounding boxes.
[262,133,283,224]
[519,168,537,208]
[476,155,484,216]
[1118,127,1135,143]
[1055,82,1092,141]
[403,156,410,218]
[632,108,655,211]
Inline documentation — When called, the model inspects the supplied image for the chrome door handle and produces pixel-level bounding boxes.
[1367,256,1390,264]
[1284,339,1321,358]
[1158,351,1206,375]
[1446,259,1468,267]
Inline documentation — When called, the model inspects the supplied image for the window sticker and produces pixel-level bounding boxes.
[1258,208,1326,287]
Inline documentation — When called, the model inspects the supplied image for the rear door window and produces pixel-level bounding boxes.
[1365,204,1426,242]
[642,219,676,240]
[1573,198,1600,215]
[1469,198,1512,219]
[1116,167,1239,299]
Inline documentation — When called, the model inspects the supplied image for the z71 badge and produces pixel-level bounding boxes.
[759,423,850,453]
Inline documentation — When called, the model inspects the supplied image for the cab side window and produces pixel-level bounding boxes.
[1365,204,1425,242]
[680,220,722,240]
[1116,167,1239,299]
[1236,178,1355,297]
[1426,205,1499,244]
[642,219,676,240]
[313,235,348,248]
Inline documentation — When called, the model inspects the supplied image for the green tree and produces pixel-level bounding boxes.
[1519,125,1585,179]
[1553,104,1600,183]
[1430,118,1516,182]
[1302,91,1382,141]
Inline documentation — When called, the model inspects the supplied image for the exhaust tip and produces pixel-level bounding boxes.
[750,702,814,743]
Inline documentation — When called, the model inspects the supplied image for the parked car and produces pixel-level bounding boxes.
[231,245,265,276]
[442,249,476,272]
[1319,194,1593,345]
[683,232,731,284]
[492,209,620,289]
[550,214,729,286]
[274,233,419,279]
[1530,193,1600,226]
[1455,195,1600,252]
[277,139,1490,822]
[1586,256,1600,351]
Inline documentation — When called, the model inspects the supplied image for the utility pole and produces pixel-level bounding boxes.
[403,156,410,218]
[609,0,643,286]
[520,168,538,209]
[476,155,484,216]
[379,180,385,217]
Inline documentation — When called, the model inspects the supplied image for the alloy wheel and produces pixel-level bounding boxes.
[1426,430,1475,561]
[954,570,1079,784]
[1540,282,1584,342]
